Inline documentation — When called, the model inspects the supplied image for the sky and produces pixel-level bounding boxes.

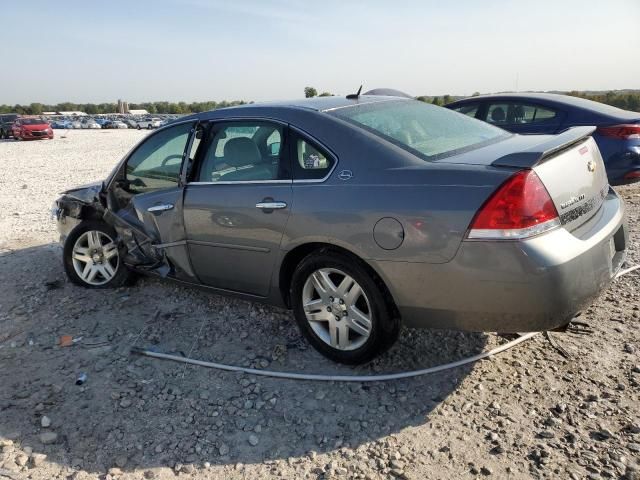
[1,0,639,104]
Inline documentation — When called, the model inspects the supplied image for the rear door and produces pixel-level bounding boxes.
[182,120,292,296]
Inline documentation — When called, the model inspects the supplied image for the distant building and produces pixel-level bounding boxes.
[117,99,131,114]
[58,111,87,116]
[128,109,149,115]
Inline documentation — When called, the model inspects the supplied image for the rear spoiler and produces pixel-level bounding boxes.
[492,126,596,169]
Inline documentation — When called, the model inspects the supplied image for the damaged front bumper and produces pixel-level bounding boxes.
[53,181,104,244]
[52,202,82,243]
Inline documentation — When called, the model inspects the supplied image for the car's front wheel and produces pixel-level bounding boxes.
[290,250,400,364]
[63,221,132,289]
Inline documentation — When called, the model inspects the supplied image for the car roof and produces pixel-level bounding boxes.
[447,92,637,119]
[224,94,407,113]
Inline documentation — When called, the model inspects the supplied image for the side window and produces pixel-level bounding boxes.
[528,105,557,123]
[453,103,480,118]
[196,121,287,182]
[125,122,193,194]
[292,134,334,180]
[487,102,558,125]
[486,103,509,125]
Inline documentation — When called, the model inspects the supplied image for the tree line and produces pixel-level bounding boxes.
[0,100,249,115]
[2,89,639,115]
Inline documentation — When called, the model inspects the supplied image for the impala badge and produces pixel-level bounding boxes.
[587,160,596,173]
[338,170,353,181]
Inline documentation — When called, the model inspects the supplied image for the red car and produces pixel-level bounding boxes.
[11,118,54,140]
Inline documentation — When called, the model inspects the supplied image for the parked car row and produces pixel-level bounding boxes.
[49,116,170,130]
[0,113,181,140]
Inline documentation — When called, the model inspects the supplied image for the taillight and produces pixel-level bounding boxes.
[596,124,640,140]
[624,171,640,180]
[467,170,560,240]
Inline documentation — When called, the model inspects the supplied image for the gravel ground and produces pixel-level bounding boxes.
[0,130,639,480]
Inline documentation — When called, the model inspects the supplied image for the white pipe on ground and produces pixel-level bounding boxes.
[131,265,638,382]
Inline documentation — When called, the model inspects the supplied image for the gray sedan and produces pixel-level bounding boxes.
[54,95,628,364]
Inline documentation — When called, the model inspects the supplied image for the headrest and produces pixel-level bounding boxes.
[223,137,261,167]
[491,107,505,122]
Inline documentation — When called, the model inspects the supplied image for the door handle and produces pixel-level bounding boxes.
[148,203,174,212]
[256,201,287,210]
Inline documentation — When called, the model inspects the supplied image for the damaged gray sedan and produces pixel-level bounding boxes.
[54,95,628,364]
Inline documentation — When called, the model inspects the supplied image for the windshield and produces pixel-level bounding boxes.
[21,118,48,125]
[328,100,509,160]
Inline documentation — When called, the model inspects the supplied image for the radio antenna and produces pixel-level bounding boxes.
[346,85,363,100]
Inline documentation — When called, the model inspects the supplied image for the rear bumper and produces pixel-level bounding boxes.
[377,189,627,332]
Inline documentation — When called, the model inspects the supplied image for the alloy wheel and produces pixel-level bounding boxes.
[71,230,119,286]
[301,268,373,351]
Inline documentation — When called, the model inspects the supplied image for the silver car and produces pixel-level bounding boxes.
[53,95,628,364]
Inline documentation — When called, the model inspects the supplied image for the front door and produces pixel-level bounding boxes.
[108,120,198,280]
[182,120,292,297]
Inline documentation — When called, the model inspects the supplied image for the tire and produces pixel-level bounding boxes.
[137,125,141,130]
[290,250,400,364]
[63,221,133,289]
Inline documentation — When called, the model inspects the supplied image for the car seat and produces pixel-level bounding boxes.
[490,107,506,123]
[219,137,272,181]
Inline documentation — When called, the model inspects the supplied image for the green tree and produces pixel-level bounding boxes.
[84,104,98,115]
[431,96,442,106]
[29,103,43,115]
[318,91,333,97]
[304,87,317,98]
[626,94,640,112]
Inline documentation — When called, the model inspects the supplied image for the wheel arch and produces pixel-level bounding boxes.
[278,242,401,320]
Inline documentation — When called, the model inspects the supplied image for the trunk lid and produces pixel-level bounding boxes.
[491,127,609,232]
[492,127,609,232]
[438,126,609,232]
[532,136,608,231]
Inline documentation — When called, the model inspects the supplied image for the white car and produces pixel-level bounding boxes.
[135,117,162,129]
[111,121,128,129]
[81,119,101,129]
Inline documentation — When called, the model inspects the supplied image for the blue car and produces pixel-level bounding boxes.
[445,93,640,185]
[51,120,72,129]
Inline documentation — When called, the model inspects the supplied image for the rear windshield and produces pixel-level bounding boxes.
[21,118,48,125]
[328,100,509,160]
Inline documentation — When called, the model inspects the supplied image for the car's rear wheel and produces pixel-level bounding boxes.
[290,250,400,364]
[63,221,132,289]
